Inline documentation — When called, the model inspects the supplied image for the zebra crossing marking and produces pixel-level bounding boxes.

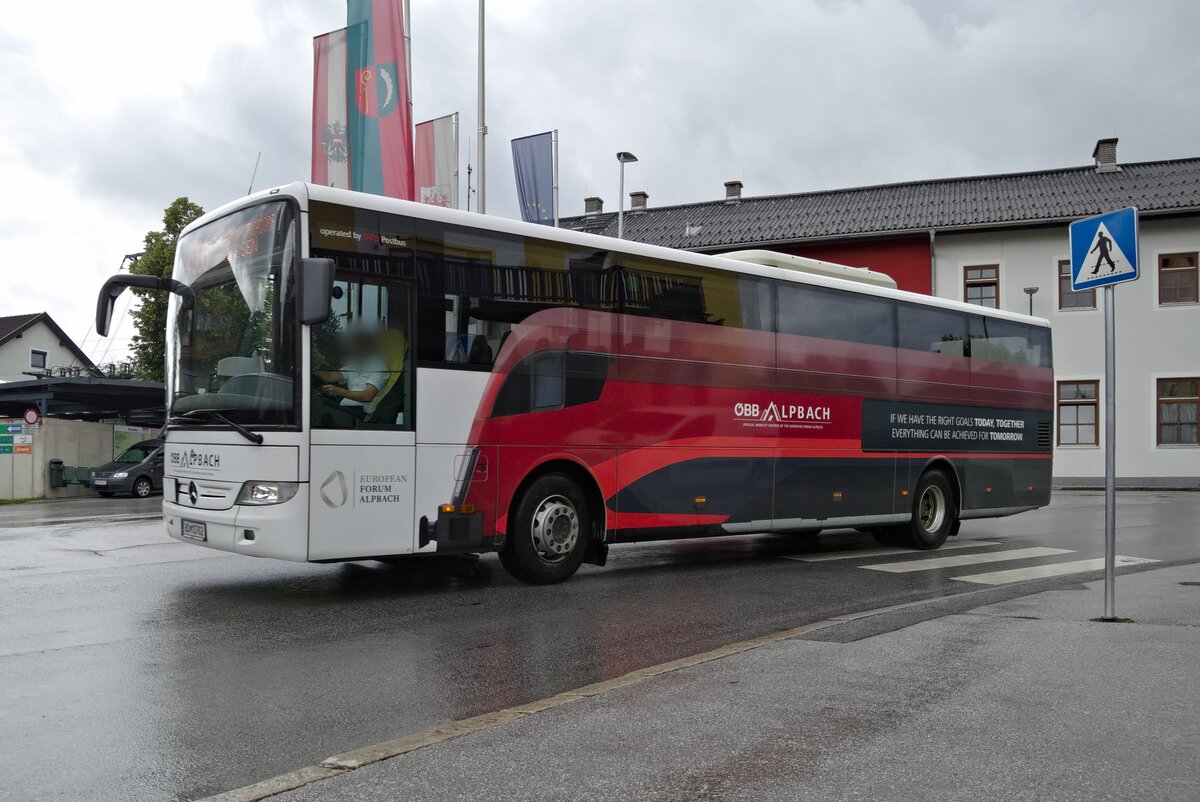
[953,555,1159,585]
[785,540,998,563]
[862,546,1073,573]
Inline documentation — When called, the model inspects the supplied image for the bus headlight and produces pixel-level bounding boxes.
[236,482,299,505]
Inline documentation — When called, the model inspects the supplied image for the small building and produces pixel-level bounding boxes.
[0,378,166,500]
[561,140,1200,487]
[0,314,165,500]
[0,312,97,383]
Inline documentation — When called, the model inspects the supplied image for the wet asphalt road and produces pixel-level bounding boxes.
[1,491,1197,801]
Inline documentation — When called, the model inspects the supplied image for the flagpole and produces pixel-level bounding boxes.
[552,129,559,227]
[453,112,461,209]
[403,0,412,147]
[477,0,486,214]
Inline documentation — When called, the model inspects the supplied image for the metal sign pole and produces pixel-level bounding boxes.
[1103,283,1117,620]
[1069,206,1136,622]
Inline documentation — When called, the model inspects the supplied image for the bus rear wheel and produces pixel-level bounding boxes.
[500,473,590,585]
[906,470,956,550]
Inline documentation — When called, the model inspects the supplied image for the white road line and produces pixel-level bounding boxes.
[953,555,1160,585]
[785,540,998,562]
[862,546,1074,573]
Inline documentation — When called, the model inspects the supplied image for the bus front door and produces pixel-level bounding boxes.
[307,274,418,561]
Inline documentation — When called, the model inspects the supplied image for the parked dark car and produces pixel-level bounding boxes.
[91,440,164,498]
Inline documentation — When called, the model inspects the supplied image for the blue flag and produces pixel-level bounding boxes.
[511,132,555,225]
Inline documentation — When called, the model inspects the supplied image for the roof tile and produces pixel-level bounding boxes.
[564,159,1200,249]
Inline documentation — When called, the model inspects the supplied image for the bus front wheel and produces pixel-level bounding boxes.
[500,473,591,585]
[906,470,956,550]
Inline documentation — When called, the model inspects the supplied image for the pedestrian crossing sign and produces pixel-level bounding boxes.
[1070,207,1139,291]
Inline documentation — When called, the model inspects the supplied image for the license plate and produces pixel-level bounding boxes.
[93,480,106,486]
[181,519,207,542]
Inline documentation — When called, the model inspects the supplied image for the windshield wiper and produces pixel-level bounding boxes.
[165,409,265,445]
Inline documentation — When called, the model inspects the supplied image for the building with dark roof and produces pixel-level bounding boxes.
[562,140,1200,486]
[0,312,97,383]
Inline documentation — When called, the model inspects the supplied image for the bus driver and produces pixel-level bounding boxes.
[314,326,389,424]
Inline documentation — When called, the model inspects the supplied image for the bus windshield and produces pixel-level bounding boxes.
[166,201,298,427]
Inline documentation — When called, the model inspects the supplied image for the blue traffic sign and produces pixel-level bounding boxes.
[1070,207,1139,291]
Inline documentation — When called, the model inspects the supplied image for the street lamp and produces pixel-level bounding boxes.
[1023,286,1039,315]
[616,151,638,239]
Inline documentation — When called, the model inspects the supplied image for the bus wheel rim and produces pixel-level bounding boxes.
[918,485,946,534]
[530,495,579,564]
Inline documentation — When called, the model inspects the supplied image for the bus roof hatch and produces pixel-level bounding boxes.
[720,249,898,289]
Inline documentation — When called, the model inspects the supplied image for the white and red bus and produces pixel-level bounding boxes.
[96,183,1053,584]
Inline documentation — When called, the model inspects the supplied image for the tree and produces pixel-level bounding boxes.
[128,197,204,381]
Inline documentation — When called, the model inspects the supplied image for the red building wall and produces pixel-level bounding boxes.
[718,235,932,295]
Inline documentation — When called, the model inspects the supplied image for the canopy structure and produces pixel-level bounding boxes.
[0,377,165,425]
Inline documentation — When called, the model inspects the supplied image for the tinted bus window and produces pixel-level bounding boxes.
[619,256,774,331]
[777,283,895,347]
[969,316,1052,367]
[898,303,968,356]
[412,220,615,368]
[491,351,611,417]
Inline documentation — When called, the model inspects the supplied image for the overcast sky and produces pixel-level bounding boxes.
[2,0,1197,365]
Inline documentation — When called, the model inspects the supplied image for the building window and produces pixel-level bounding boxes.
[1157,378,1199,446]
[1058,259,1095,310]
[30,349,47,370]
[964,265,999,308]
[1057,381,1098,446]
[1159,253,1198,305]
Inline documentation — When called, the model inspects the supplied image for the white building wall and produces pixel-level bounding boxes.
[934,216,1200,485]
[0,320,89,382]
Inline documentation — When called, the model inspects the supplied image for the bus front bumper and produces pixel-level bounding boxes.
[163,484,310,562]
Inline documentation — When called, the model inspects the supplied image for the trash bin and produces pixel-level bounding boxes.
[49,459,65,488]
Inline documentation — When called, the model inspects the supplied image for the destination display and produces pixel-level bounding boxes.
[862,399,1051,453]
[178,205,281,283]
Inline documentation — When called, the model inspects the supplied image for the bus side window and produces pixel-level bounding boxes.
[311,276,414,430]
[778,283,894,347]
[968,316,1050,367]
[490,350,611,418]
[530,351,565,410]
[897,303,968,356]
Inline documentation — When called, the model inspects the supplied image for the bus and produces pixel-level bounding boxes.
[95,183,1053,585]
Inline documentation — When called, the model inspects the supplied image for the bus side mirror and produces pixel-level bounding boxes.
[298,258,336,325]
[96,274,195,336]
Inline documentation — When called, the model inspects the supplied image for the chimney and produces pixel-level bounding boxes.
[584,196,604,216]
[1093,138,1120,173]
[724,180,743,204]
[630,191,649,213]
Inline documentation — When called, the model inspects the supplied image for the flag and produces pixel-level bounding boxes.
[511,131,555,225]
[346,0,415,199]
[415,113,457,208]
[312,28,350,188]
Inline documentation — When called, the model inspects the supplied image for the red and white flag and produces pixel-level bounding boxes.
[312,28,350,188]
[415,113,457,208]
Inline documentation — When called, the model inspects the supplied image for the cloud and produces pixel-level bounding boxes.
[1,0,1198,364]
